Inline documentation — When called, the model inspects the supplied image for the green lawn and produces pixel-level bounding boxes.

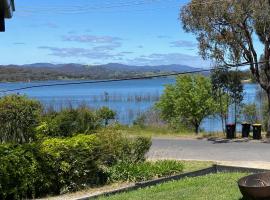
[98,173,248,200]
[180,161,213,173]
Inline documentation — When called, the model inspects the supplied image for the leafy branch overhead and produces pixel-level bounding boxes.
[181,0,270,135]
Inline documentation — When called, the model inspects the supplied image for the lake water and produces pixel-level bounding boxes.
[0,78,260,132]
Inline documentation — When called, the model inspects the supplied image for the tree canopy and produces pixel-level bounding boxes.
[156,75,217,134]
[181,0,270,134]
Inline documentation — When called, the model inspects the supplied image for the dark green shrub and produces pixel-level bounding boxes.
[0,144,41,200]
[40,107,101,137]
[39,134,105,194]
[0,128,152,198]
[0,95,42,143]
[107,160,184,182]
[97,106,116,126]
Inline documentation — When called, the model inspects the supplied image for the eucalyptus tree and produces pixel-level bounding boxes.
[211,68,244,131]
[181,0,270,135]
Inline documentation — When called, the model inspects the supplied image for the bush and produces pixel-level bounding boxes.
[97,106,116,126]
[107,160,184,182]
[0,128,152,198]
[0,144,41,199]
[39,134,105,194]
[241,103,259,124]
[40,107,102,137]
[97,128,152,166]
[0,95,42,144]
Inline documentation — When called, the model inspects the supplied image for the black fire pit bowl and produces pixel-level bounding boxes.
[238,172,270,200]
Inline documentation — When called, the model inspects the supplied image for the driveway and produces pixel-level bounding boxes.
[148,138,270,163]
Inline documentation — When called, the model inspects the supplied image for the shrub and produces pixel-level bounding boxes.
[97,128,152,166]
[39,134,105,194]
[107,160,184,182]
[41,107,101,137]
[0,95,42,144]
[97,106,116,126]
[0,128,152,198]
[241,103,259,124]
[0,144,41,200]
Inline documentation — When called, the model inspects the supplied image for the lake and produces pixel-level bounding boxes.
[0,78,261,132]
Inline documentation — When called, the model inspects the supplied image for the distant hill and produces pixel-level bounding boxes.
[97,63,200,72]
[0,63,205,82]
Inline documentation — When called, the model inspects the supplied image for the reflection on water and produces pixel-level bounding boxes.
[0,78,260,132]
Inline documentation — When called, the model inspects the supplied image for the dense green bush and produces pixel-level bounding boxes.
[39,107,102,137]
[38,106,117,137]
[0,130,152,199]
[39,134,105,194]
[107,160,184,182]
[0,95,42,144]
[0,144,41,199]
[97,128,152,165]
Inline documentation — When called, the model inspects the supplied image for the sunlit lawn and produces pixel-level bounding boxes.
[98,173,248,200]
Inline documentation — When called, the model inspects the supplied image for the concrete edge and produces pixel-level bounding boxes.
[77,164,270,200]
[135,167,216,188]
[214,164,270,174]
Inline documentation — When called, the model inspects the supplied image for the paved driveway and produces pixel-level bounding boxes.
[148,138,270,162]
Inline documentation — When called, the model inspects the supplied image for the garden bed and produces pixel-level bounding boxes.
[38,161,212,200]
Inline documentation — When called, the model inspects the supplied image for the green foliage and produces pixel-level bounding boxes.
[39,134,105,194]
[97,128,152,166]
[211,68,244,129]
[0,129,152,199]
[242,103,259,124]
[107,160,184,182]
[156,75,217,134]
[0,144,41,200]
[40,107,102,137]
[97,106,116,126]
[181,0,270,131]
[0,95,42,144]
[133,114,147,128]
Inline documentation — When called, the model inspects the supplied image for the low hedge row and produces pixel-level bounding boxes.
[107,160,184,182]
[0,131,151,200]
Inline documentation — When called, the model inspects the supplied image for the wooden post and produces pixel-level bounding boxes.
[0,3,5,32]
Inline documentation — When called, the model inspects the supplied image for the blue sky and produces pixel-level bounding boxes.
[1,0,212,67]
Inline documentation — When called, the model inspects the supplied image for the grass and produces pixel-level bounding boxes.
[98,172,248,200]
[107,160,213,183]
[118,125,225,139]
[180,160,213,173]
[108,160,184,182]
[119,125,197,138]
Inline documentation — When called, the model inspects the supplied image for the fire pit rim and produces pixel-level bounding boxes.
[238,172,270,188]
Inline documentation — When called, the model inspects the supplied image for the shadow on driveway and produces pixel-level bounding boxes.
[206,138,250,144]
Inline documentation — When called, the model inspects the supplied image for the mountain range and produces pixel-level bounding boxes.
[22,62,201,72]
[0,63,204,82]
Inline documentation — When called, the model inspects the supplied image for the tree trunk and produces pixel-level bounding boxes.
[219,91,225,134]
[234,101,237,125]
[195,123,199,135]
[267,91,270,137]
[221,116,225,135]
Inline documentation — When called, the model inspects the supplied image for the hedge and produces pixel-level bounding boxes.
[0,132,151,199]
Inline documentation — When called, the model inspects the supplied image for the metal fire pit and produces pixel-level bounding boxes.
[238,172,270,200]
